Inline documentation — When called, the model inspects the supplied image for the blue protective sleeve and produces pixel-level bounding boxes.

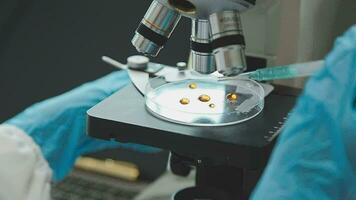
[6,70,160,181]
[251,26,356,199]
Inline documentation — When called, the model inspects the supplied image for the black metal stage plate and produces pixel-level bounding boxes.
[87,83,298,169]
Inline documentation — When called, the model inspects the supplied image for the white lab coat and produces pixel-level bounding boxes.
[0,125,51,200]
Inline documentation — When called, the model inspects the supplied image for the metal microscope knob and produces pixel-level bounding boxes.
[169,152,193,177]
[127,55,149,70]
[176,62,187,71]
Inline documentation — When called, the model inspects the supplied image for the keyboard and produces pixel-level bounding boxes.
[52,169,147,200]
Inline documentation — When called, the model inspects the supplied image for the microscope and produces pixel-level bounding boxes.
[132,0,254,76]
[88,0,300,199]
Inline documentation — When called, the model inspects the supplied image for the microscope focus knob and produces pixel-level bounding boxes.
[170,152,193,177]
[176,62,187,71]
[127,55,149,70]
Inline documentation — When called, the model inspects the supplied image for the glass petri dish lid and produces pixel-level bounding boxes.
[145,74,264,126]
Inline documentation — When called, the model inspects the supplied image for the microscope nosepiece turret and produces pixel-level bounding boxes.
[132,0,254,76]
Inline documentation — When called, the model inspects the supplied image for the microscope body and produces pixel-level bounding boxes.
[132,0,256,76]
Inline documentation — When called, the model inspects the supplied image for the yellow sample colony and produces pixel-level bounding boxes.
[179,98,190,105]
[227,93,239,102]
[198,94,211,102]
[189,83,197,89]
[209,103,216,108]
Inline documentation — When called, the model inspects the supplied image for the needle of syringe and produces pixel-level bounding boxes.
[241,60,324,81]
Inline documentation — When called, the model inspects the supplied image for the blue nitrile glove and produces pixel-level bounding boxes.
[251,26,356,199]
[6,70,160,181]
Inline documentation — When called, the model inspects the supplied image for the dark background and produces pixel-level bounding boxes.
[0,0,191,122]
[0,0,191,181]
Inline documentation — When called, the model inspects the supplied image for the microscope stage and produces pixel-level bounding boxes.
[87,83,298,169]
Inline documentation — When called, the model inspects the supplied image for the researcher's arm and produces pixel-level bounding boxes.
[2,70,158,185]
[0,71,132,200]
[252,26,356,199]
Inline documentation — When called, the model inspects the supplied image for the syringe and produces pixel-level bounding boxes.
[241,60,324,81]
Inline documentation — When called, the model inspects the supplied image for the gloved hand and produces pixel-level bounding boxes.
[252,26,356,199]
[6,70,160,181]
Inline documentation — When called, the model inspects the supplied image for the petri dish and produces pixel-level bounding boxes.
[145,74,264,126]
